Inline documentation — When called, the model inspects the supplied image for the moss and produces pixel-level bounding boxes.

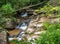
[35,1,60,16]
[11,40,32,44]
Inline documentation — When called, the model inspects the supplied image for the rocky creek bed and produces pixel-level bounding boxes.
[10,15,60,44]
[0,11,60,44]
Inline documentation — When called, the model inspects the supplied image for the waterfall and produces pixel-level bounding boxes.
[16,18,31,30]
[16,22,27,31]
[21,12,28,17]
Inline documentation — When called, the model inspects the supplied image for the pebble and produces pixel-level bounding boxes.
[34,32,41,35]
[17,37,22,41]
[36,23,43,28]
[26,28,34,33]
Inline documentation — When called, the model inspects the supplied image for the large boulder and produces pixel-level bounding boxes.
[8,29,21,37]
[0,31,7,44]
[5,18,16,29]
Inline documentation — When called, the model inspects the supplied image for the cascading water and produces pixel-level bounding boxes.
[16,18,31,30]
[8,10,44,43]
[16,22,28,31]
[21,12,28,17]
[8,12,31,41]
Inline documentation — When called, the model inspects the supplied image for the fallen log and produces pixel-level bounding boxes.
[16,1,47,11]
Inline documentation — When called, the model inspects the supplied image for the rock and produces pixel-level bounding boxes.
[39,17,49,22]
[8,29,22,41]
[50,0,58,6]
[34,31,46,35]
[17,37,22,41]
[28,21,37,27]
[16,19,21,24]
[25,21,36,34]
[32,42,36,44]
[32,22,37,26]
[0,31,7,44]
[26,28,35,34]
[8,29,21,37]
[36,23,43,28]
[50,18,60,23]
[26,35,39,41]
[47,15,57,19]
[34,31,41,35]
[5,18,15,29]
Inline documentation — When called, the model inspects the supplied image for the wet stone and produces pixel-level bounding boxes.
[50,18,60,23]
[5,18,15,29]
[8,29,21,37]
[0,31,7,44]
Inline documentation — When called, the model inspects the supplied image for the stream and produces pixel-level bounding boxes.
[8,12,32,41]
[8,11,43,42]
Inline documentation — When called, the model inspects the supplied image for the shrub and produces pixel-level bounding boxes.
[36,29,60,44]
[1,3,15,17]
[43,22,60,31]
[0,3,16,28]
[36,23,60,44]
[35,1,60,16]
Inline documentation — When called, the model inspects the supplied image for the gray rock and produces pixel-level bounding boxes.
[5,18,15,29]
[50,0,58,6]
[0,31,7,44]
[50,18,60,23]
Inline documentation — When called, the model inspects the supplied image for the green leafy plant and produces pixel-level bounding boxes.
[11,40,32,44]
[36,23,60,44]
[35,1,60,16]
[1,3,15,17]
[36,29,60,44]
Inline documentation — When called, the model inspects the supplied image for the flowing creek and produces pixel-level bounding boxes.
[9,10,60,44]
[8,11,46,44]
